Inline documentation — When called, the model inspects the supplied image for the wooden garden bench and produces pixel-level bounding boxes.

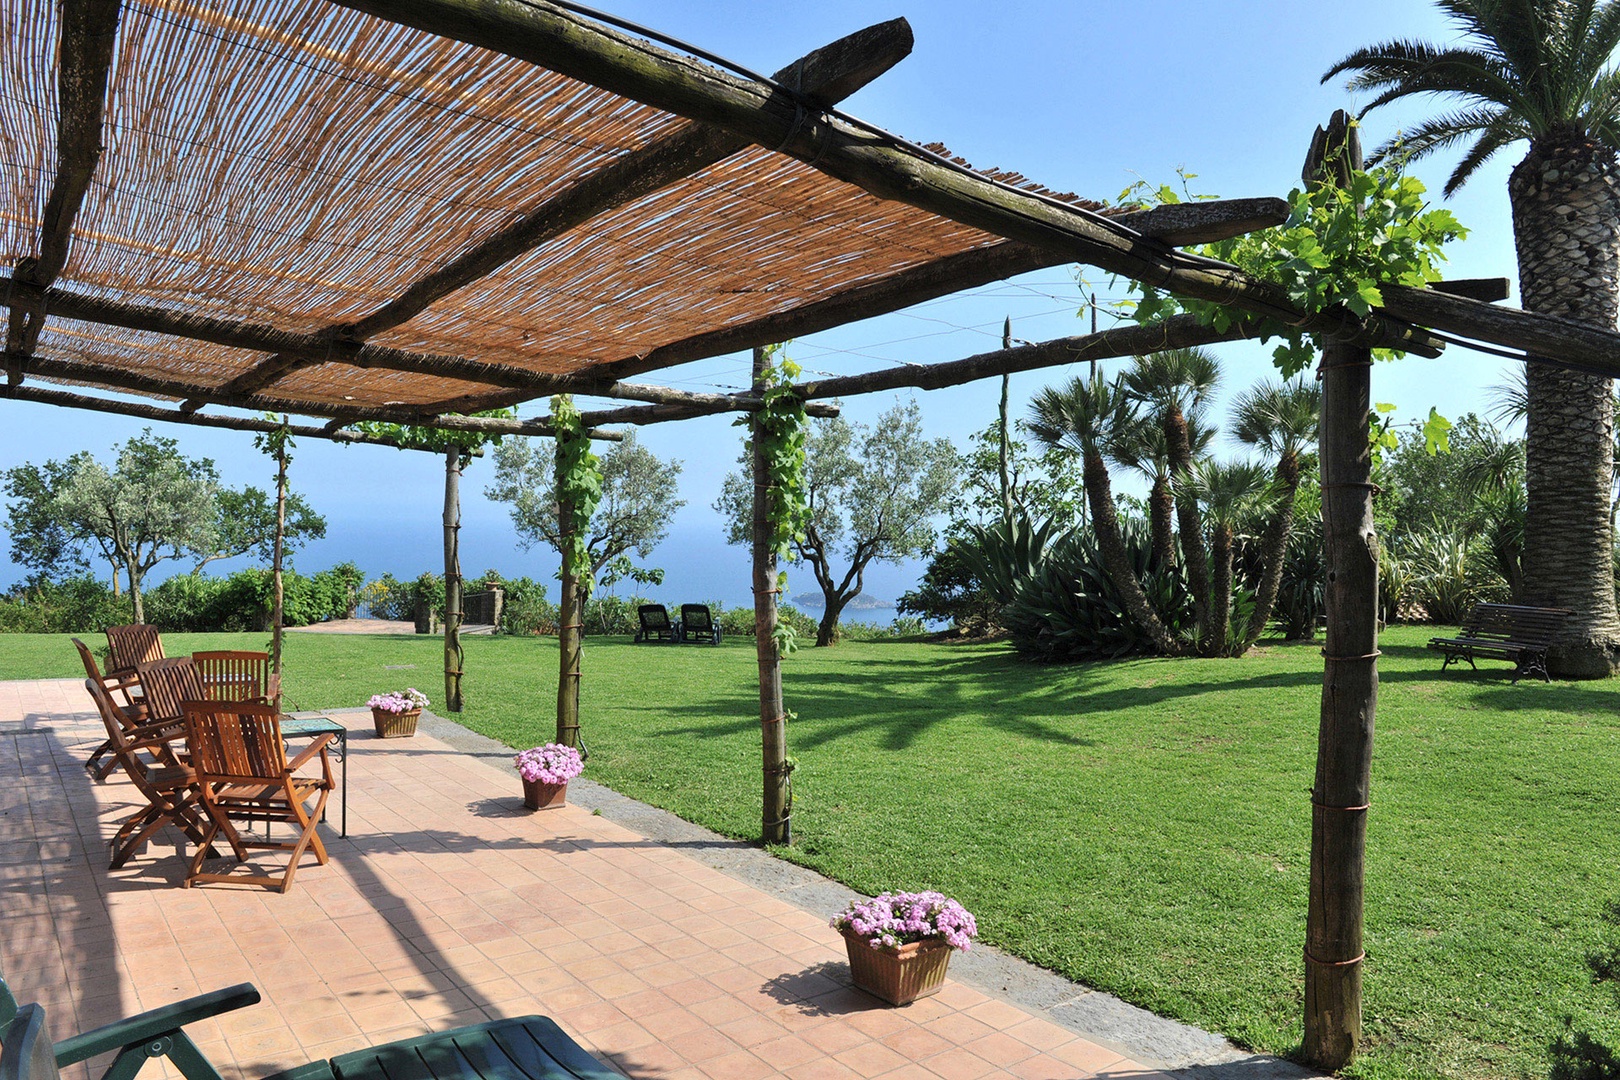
[1426,602,1573,683]
[0,977,618,1080]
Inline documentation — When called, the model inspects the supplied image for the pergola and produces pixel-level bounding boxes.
[9,0,1620,1070]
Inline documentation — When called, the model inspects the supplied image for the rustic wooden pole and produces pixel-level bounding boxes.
[752,347,790,845]
[998,319,1014,525]
[556,491,583,748]
[443,446,465,712]
[1302,110,1377,1072]
[270,427,288,675]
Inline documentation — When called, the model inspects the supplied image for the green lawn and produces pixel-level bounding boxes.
[14,625,1620,1079]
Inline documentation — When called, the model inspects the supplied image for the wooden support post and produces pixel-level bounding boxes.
[752,347,790,845]
[1302,110,1377,1073]
[443,446,465,713]
[556,492,583,748]
[270,430,288,675]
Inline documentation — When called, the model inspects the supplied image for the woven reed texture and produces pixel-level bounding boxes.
[1,0,1103,414]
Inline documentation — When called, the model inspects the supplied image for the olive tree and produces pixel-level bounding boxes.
[716,400,958,645]
[485,430,684,586]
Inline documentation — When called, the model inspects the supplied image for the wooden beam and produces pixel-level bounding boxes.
[6,0,120,381]
[590,197,1291,383]
[1376,284,1620,369]
[1428,277,1511,303]
[1,384,450,452]
[205,18,915,405]
[338,0,1441,358]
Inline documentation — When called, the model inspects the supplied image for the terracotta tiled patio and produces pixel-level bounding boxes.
[1,678,1171,1080]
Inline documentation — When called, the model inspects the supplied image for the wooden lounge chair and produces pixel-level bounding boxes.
[0,977,618,1080]
[678,603,721,645]
[72,637,147,780]
[634,603,678,643]
[181,700,334,893]
[191,650,280,706]
[83,678,212,870]
[104,624,164,682]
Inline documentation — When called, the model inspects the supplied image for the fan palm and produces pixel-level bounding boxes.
[1106,412,1214,569]
[1027,376,1190,656]
[1180,460,1280,653]
[1122,347,1223,651]
[1232,378,1322,647]
[1325,0,1620,675]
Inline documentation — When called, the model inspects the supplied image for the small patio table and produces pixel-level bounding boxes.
[280,714,347,837]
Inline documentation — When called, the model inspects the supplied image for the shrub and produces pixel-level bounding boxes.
[0,576,128,633]
[145,573,228,631]
[583,594,643,636]
[717,602,817,641]
[898,543,999,633]
[840,616,927,641]
[1000,516,1194,662]
[500,577,557,635]
[1401,527,1507,624]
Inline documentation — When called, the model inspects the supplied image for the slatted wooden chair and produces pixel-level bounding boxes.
[181,700,334,893]
[135,657,208,730]
[72,638,148,780]
[104,624,164,682]
[0,977,619,1080]
[191,650,280,707]
[83,678,212,869]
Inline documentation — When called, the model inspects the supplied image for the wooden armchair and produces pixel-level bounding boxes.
[72,638,147,780]
[134,657,207,729]
[181,700,334,893]
[83,678,212,869]
[191,650,280,706]
[104,624,164,681]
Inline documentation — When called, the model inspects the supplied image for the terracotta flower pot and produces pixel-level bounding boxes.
[372,707,420,738]
[522,778,568,810]
[839,926,954,1006]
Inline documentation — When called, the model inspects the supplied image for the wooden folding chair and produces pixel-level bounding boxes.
[72,638,148,780]
[83,679,213,870]
[135,657,207,730]
[182,700,334,893]
[104,624,164,681]
[191,650,280,707]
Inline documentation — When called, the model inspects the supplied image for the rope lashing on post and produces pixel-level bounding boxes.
[1321,650,1381,661]
[1304,950,1366,967]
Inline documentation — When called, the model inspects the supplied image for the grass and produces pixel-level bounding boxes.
[15,625,1620,1079]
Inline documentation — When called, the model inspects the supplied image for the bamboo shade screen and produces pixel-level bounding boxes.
[1,0,1104,414]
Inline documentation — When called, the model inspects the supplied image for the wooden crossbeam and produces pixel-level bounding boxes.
[341,0,1442,360]
[4,384,453,452]
[193,17,915,408]
[6,0,120,383]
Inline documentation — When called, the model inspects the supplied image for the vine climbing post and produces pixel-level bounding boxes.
[1302,110,1378,1072]
[443,445,465,712]
[552,396,601,749]
[751,345,808,845]
[254,418,293,676]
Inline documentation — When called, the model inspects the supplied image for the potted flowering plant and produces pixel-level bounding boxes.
[367,687,428,738]
[514,742,584,810]
[831,890,978,1005]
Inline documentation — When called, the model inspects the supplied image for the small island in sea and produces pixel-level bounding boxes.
[790,592,893,611]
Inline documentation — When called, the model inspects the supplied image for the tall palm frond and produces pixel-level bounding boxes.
[1231,379,1322,461]
[1324,0,1620,192]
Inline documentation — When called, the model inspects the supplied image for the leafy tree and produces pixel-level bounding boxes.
[3,431,219,622]
[716,400,957,646]
[1232,378,1321,644]
[486,430,683,586]
[946,419,1085,531]
[1326,0,1620,675]
[190,486,326,572]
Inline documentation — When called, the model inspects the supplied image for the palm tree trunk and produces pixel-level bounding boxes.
[1084,448,1188,656]
[1512,132,1620,677]
[1149,472,1176,568]
[1210,523,1234,652]
[1243,454,1301,648]
[1164,404,1213,652]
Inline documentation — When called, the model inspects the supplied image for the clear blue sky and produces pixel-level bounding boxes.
[0,2,1528,610]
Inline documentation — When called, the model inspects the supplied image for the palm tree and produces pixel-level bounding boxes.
[1325,0,1620,675]
[1232,378,1322,647]
[1106,412,1214,570]
[1027,376,1190,656]
[1181,460,1279,653]
[1122,347,1222,653]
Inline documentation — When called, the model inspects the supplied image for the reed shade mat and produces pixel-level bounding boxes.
[0,0,1104,417]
